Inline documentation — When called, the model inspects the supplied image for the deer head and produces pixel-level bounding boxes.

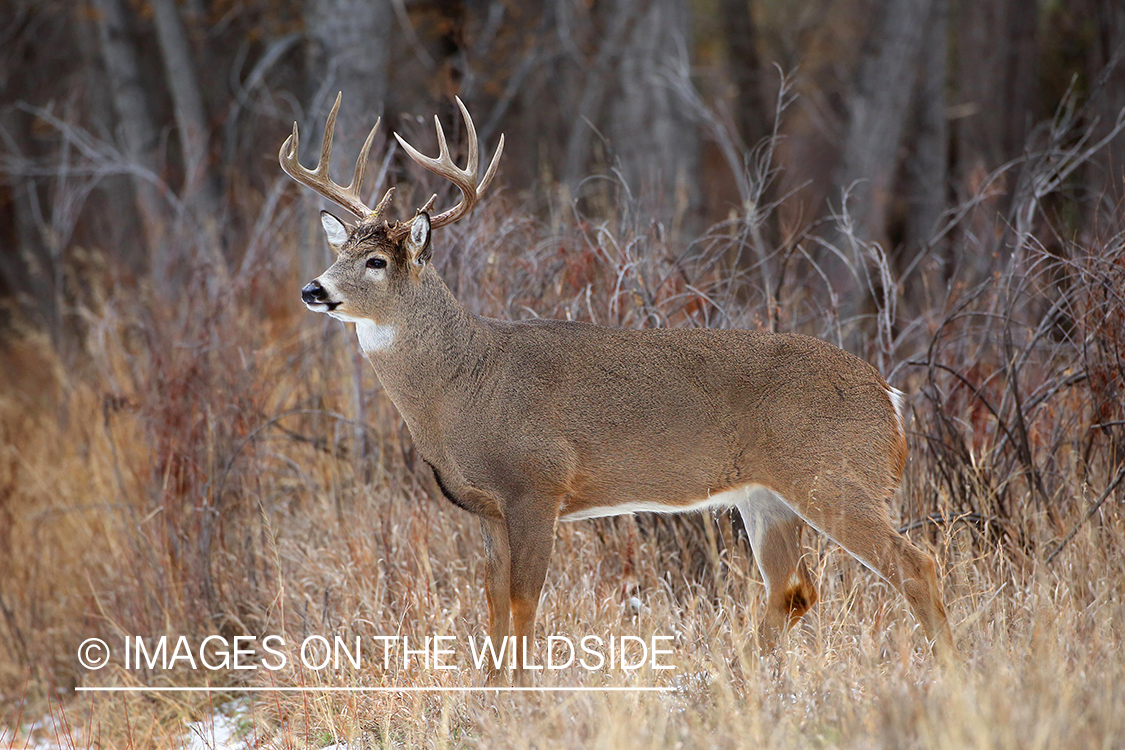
[281,93,503,334]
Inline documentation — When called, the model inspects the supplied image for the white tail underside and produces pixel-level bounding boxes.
[887,386,907,435]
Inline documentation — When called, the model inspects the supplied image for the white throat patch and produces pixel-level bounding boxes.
[355,320,396,353]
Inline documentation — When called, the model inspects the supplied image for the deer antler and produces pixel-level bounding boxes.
[393,96,504,232]
[279,92,394,221]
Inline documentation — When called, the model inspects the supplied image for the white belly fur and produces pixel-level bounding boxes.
[560,484,768,522]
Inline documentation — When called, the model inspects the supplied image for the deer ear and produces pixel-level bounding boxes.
[320,211,349,252]
[406,212,432,265]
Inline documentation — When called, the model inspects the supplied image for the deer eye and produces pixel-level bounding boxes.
[366,257,387,270]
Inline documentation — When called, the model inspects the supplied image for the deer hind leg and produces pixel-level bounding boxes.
[737,487,819,652]
[790,476,954,658]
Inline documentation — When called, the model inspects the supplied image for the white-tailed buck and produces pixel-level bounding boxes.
[281,94,954,682]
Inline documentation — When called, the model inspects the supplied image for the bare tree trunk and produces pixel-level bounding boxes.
[72,6,145,275]
[904,0,948,254]
[151,0,227,280]
[831,0,933,247]
[0,136,50,328]
[609,0,699,217]
[949,0,1038,277]
[1,6,56,333]
[1087,0,1125,232]
[721,0,769,148]
[563,0,636,191]
[824,0,933,343]
[1004,0,1038,159]
[305,0,392,144]
[954,0,1039,180]
[90,0,167,274]
[303,0,394,467]
[511,2,575,195]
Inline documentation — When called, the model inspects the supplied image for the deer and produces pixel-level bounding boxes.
[281,93,955,684]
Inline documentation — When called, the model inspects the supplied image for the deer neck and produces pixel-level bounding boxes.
[356,273,493,430]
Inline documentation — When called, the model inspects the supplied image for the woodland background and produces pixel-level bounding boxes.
[1,0,1124,748]
[2,0,1122,309]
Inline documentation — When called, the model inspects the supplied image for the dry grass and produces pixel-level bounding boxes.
[1,176,1123,748]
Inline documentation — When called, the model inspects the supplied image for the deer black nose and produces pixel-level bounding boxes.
[301,280,328,304]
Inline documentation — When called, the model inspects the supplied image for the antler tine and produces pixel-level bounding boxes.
[354,120,399,222]
[280,121,301,173]
[279,92,384,221]
[479,134,505,194]
[455,97,479,179]
[434,115,450,161]
[392,97,503,231]
[318,92,340,179]
[349,119,378,196]
[372,186,396,219]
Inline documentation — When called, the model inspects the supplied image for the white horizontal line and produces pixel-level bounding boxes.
[76,686,671,693]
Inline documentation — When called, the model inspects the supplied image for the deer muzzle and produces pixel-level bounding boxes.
[301,280,337,311]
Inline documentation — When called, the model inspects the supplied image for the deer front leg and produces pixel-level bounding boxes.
[506,505,558,687]
[479,516,511,685]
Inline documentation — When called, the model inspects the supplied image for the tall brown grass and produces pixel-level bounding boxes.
[2,151,1123,747]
